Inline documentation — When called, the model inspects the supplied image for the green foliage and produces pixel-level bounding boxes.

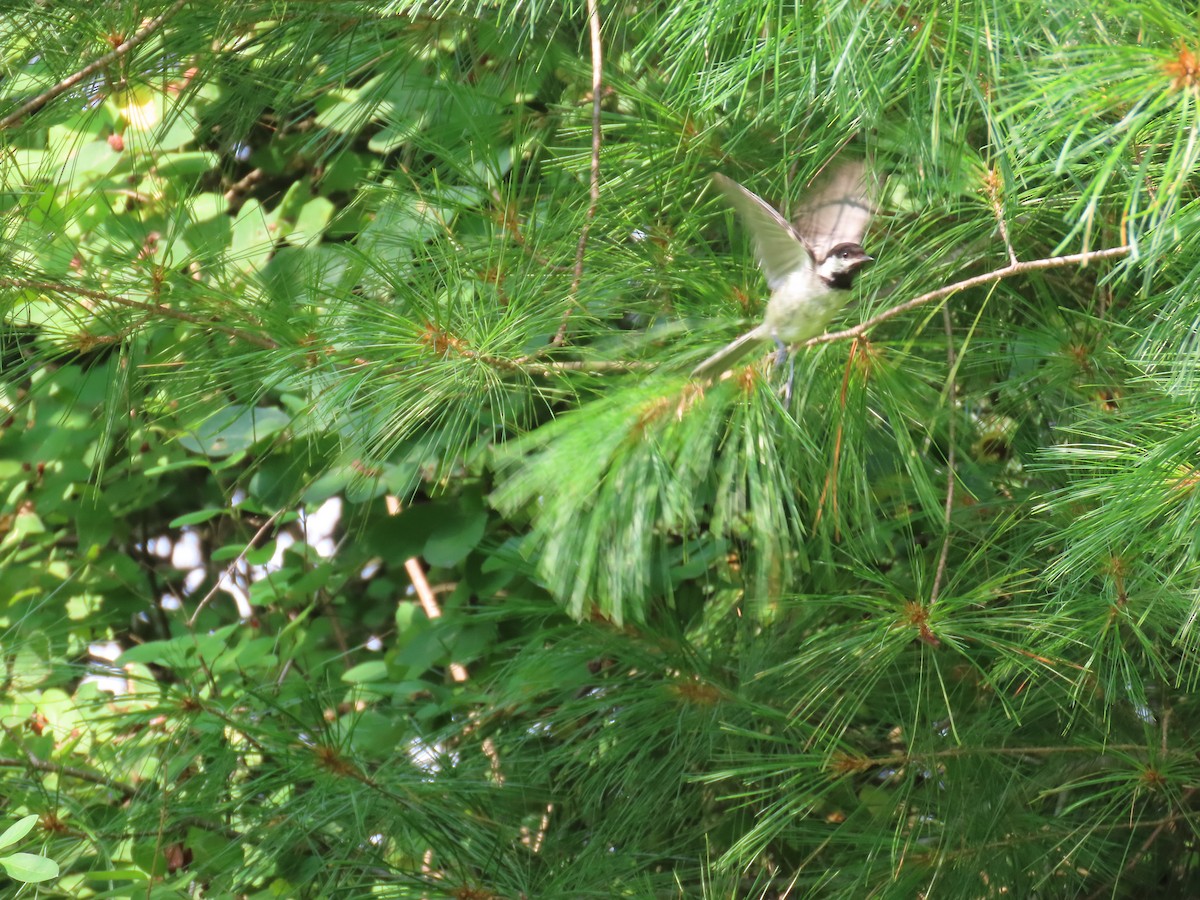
[4,0,1200,897]
[0,814,60,883]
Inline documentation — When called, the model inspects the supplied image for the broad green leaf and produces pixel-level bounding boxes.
[342,660,388,683]
[0,815,38,852]
[0,851,59,883]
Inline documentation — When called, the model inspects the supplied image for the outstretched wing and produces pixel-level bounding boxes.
[712,174,813,290]
[792,161,875,264]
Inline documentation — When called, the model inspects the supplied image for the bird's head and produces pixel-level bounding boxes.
[818,242,873,289]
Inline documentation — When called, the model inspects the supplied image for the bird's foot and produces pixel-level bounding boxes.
[772,337,795,403]
[773,336,788,368]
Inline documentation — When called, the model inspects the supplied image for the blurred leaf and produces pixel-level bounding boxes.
[0,816,39,852]
[342,660,388,683]
[177,406,291,458]
[0,851,59,883]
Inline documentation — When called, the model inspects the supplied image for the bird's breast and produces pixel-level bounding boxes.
[763,269,850,343]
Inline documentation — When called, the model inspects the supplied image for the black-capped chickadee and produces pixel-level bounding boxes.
[692,163,875,393]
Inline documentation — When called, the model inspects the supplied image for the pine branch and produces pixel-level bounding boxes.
[0,0,189,130]
[1086,787,1199,900]
[0,277,278,349]
[0,754,138,798]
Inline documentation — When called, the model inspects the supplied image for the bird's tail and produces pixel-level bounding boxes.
[691,326,768,380]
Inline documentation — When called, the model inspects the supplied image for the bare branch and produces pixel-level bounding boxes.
[0,755,137,797]
[224,167,266,205]
[808,245,1132,348]
[0,722,138,799]
[521,358,649,375]
[404,556,469,684]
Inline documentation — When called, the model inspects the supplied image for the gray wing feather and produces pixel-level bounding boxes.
[792,161,875,263]
[712,174,813,290]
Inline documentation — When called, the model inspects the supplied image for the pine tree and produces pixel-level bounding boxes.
[3,1,1200,896]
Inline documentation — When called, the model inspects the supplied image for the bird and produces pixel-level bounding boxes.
[692,163,876,395]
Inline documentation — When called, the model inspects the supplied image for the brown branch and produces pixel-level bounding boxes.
[404,556,469,684]
[223,167,266,205]
[552,0,604,346]
[393,521,517,841]
[0,0,190,131]
[1,277,278,349]
[807,245,1132,348]
[385,498,509,797]
[930,305,957,605]
[13,277,644,375]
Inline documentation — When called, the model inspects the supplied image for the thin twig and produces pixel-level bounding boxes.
[997,204,1019,267]
[842,742,1150,766]
[0,756,137,798]
[807,245,1132,348]
[0,277,277,349]
[187,508,285,626]
[384,497,509,799]
[522,358,648,375]
[552,0,604,346]
[398,539,516,833]
[7,278,635,373]
[930,306,957,604]
[0,0,190,131]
